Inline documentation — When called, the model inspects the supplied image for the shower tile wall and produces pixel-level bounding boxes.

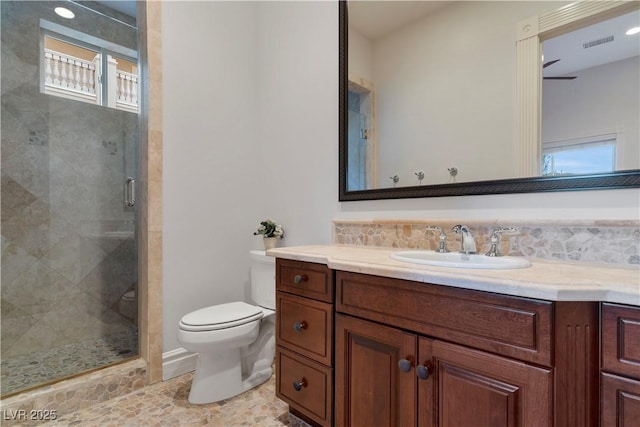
[1,1,138,393]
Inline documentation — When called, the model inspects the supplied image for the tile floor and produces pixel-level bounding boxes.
[37,372,311,427]
[1,328,138,395]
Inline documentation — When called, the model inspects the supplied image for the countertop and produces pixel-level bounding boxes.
[267,245,640,306]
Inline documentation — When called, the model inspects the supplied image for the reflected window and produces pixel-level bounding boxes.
[542,135,616,176]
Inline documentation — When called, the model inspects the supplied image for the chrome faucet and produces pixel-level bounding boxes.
[485,227,518,257]
[451,225,477,254]
[425,226,449,253]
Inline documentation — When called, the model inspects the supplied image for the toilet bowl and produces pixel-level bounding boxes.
[118,288,137,322]
[177,250,276,404]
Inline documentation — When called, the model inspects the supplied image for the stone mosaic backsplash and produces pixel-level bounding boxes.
[333,219,640,265]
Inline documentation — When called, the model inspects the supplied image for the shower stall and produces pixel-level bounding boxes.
[1,1,139,396]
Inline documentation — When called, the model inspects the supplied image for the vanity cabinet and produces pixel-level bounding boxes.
[334,271,598,427]
[270,254,636,426]
[336,314,552,426]
[275,259,334,426]
[600,303,640,427]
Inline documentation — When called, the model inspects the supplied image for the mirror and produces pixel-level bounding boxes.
[541,10,639,176]
[339,1,640,200]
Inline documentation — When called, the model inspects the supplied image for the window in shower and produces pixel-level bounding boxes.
[41,21,139,113]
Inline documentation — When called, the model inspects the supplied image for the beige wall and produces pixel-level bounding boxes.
[158,1,639,368]
[138,0,163,384]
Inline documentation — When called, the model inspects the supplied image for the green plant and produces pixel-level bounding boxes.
[253,219,284,238]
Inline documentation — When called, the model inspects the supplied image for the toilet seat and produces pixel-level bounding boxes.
[179,301,263,332]
[122,290,135,301]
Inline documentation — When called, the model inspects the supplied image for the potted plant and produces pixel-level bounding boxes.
[254,219,284,250]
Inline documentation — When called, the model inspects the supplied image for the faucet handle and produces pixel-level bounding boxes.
[451,225,478,254]
[491,226,518,237]
[451,224,469,234]
[425,226,449,253]
[486,227,518,257]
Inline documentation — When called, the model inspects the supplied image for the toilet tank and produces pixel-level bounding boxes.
[250,250,275,309]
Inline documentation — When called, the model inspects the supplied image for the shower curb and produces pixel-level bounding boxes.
[0,358,146,425]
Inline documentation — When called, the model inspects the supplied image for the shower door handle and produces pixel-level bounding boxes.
[125,177,135,207]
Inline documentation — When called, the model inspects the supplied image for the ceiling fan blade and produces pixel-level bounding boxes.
[543,59,561,68]
[544,76,577,80]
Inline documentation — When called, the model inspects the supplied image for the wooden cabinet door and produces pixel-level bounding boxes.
[335,314,417,427]
[419,339,553,427]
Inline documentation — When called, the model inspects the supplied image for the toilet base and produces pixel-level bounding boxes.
[187,350,273,404]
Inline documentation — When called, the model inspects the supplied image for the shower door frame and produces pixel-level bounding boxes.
[136,0,163,386]
[0,0,161,399]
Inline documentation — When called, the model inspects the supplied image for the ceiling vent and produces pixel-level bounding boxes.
[583,35,614,49]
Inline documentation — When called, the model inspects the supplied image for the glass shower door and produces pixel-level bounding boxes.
[1,0,139,396]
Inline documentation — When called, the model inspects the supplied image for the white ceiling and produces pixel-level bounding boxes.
[349,1,452,40]
[543,10,640,76]
[348,1,639,76]
[91,2,639,76]
[93,0,137,18]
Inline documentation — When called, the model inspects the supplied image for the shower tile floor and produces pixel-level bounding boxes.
[43,371,311,427]
[1,328,138,395]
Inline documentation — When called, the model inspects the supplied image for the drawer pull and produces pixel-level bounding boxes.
[293,321,308,332]
[398,358,412,373]
[293,378,307,391]
[417,364,430,380]
[294,274,309,284]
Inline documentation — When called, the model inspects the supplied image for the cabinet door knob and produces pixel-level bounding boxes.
[294,274,308,284]
[398,358,412,373]
[293,321,307,332]
[293,378,307,391]
[417,364,430,380]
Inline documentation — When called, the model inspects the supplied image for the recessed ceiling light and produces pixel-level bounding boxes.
[54,7,75,19]
[626,26,640,36]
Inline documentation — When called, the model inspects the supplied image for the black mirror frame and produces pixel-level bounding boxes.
[338,0,640,201]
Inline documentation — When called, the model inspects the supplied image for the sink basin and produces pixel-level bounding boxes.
[390,251,531,269]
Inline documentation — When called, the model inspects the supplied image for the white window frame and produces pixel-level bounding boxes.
[542,133,617,176]
[39,19,138,112]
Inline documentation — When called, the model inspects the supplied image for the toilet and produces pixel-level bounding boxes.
[118,287,137,322]
[177,250,276,404]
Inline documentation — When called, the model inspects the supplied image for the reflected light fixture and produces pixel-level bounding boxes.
[54,6,75,19]
[626,26,640,35]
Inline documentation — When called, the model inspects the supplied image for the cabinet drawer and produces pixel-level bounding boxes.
[277,259,333,303]
[276,347,333,427]
[277,292,333,366]
[336,271,553,366]
[602,303,640,379]
[601,372,640,426]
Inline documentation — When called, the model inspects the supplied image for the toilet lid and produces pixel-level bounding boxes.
[179,301,263,332]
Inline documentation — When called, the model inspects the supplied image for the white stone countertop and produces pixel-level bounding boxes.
[267,245,640,306]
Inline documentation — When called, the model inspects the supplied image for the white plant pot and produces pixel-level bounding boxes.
[263,237,277,250]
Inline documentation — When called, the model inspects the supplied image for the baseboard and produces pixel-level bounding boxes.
[162,347,197,381]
